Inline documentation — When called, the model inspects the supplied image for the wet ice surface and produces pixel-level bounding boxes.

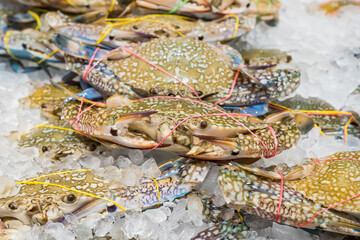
[1,0,360,239]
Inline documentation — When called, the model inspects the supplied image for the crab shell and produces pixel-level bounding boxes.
[0,158,210,233]
[55,34,300,107]
[21,82,82,119]
[218,151,360,236]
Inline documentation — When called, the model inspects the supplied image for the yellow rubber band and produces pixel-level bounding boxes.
[28,10,41,30]
[97,24,113,44]
[64,0,85,12]
[314,123,325,135]
[151,177,161,204]
[237,210,244,222]
[225,14,240,41]
[107,14,194,21]
[4,31,18,60]
[344,117,353,142]
[16,169,127,212]
[269,102,352,115]
[34,125,98,141]
[21,169,91,182]
[36,48,60,64]
[16,181,127,212]
[109,0,117,13]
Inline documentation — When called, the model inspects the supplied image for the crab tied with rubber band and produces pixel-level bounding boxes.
[0,157,210,237]
[54,34,300,112]
[60,95,314,160]
[218,151,360,236]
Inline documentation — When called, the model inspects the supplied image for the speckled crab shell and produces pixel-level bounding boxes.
[61,97,269,150]
[218,151,360,236]
[0,158,210,231]
[59,36,301,107]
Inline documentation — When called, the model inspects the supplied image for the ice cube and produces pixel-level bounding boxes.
[141,158,161,178]
[128,150,144,165]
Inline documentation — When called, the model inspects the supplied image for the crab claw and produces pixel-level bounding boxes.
[97,110,159,149]
[266,111,315,134]
[54,33,108,60]
[186,135,240,160]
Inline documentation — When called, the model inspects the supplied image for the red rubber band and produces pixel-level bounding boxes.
[267,125,278,157]
[83,43,201,100]
[83,47,100,82]
[143,112,251,151]
[297,192,360,228]
[70,97,98,138]
[135,96,272,157]
[298,155,360,228]
[275,171,283,222]
[215,69,239,105]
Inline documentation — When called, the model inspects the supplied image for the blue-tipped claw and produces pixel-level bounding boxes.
[222,104,268,116]
[64,87,103,103]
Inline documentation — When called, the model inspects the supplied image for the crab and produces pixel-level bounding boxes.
[15,0,124,14]
[55,34,300,110]
[18,120,100,160]
[218,151,360,236]
[0,28,64,73]
[21,82,82,119]
[134,0,281,26]
[46,11,257,45]
[269,95,359,138]
[61,96,313,160]
[318,1,360,15]
[0,157,210,236]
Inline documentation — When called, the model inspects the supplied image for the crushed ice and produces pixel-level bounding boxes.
[0,0,360,239]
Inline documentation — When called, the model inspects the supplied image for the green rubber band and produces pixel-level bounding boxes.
[168,0,190,14]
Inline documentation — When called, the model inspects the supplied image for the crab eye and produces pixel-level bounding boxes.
[132,25,138,30]
[28,205,39,213]
[109,35,115,41]
[107,204,117,213]
[197,36,204,41]
[21,43,27,50]
[62,194,76,203]
[86,143,97,151]
[42,146,49,152]
[110,128,118,136]
[8,202,18,210]
[200,121,208,129]
[246,2,251,8]
[231,149,240,155]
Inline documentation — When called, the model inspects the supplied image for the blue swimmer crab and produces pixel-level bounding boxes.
[0,158,210,237]
[0,29,64,73]
[134,0,281,26]
[18,121,99,160]
[61,96,313,160]
[218,151,360,236]
[54,34,300,110]
[46,11,257,44]
[269,94,360,138]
